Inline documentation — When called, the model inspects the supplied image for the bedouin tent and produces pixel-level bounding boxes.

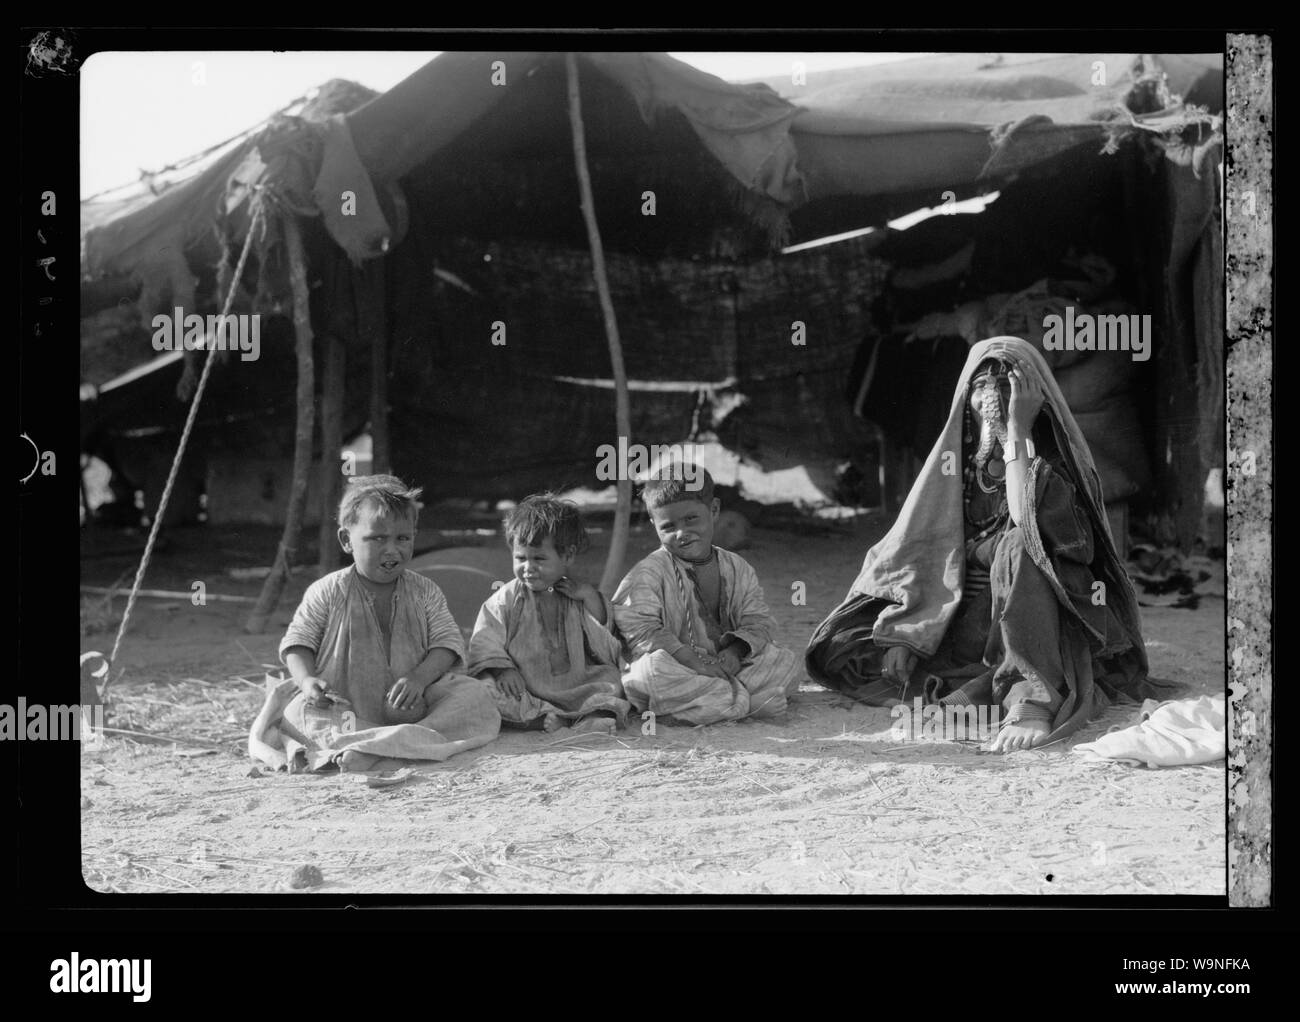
[82,50,1222,550]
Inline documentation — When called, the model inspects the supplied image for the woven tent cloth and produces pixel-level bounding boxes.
[80,51,1222,503]
[84,50,1222,294]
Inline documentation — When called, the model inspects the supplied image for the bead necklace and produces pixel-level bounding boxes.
[962,462,1008,540]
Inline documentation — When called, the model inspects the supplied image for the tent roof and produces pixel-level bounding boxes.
[779,51,1221,203]
[83,50,1223,282]
[80,49,1222,403]
[343,49,1221,209]
[748,51,1220,110]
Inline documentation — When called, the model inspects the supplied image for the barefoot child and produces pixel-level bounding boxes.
[467,495,631,734]
[265,475,500,771]
[612,466,803,725]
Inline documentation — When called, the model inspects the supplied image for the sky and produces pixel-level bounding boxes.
[80,51,931,199]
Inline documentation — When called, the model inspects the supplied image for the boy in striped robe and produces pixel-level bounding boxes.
[612,466,803,726]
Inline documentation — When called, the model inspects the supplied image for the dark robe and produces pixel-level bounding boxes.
[807,336,1182,742]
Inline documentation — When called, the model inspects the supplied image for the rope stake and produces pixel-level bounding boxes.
[102,199,267,694]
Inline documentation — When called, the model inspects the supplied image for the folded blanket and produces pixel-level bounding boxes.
[1072,693,1225,767]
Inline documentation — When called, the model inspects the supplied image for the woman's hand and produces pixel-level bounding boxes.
[881,646,917,685]
[1006,358,1045,436]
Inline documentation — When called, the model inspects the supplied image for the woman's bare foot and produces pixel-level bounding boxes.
[988,718,1050,753]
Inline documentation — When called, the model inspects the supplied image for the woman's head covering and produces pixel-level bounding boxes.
[845,335,1140,660]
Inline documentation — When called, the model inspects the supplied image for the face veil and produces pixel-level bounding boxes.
[968,358,1012,476]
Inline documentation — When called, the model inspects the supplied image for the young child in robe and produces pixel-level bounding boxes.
[260,475,500,771]
[612,465,803,725]
[467,494,632,734]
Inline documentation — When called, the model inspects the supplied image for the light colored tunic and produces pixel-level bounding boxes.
[275,567,500,770]
[467,579,632,726]
[612,547,803,725]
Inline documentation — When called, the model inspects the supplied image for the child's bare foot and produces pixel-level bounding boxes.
[571,715,617,735]
[542,713,565,733]
[988,719,1050,753]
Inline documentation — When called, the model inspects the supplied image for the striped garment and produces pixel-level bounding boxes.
[612,547,803,725]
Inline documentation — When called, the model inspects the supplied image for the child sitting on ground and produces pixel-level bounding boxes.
[612,465,803,726]
[467,494,631,734]
[258,475,500,771]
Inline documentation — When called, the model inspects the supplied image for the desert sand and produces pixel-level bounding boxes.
[79,514,1225,895]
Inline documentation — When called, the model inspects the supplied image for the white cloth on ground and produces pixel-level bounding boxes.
[1072,693,1225,767]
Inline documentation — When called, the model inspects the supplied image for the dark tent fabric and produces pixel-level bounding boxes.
[81,50,1223,537]
[783,51,1221,228]
[84,50,1223,286]
[385,232,883,497]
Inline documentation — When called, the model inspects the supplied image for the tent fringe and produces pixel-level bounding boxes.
[719,173,792,251]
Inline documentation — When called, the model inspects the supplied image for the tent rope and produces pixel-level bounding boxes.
[104,198,267,691]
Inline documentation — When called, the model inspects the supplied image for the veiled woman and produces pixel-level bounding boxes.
[807,336,1180,751]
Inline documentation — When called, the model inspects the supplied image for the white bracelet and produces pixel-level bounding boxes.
[1004,438,1036,464]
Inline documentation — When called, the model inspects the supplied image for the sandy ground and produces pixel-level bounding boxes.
[79,516,1226,896]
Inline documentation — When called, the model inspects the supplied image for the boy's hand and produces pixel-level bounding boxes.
[495,669,527,700]
[554,576,604,619]
[387,676,429,711]
[297,676,331,707]
[553,576,595,602]
[678,650,732,681]
[716,648,743,678]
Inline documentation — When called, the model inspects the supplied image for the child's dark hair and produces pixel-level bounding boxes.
[640,465,715,511]
[338,474,423,529]
[504,493,590,554]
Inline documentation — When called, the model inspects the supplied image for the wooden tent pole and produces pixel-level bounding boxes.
[566,53,632,597]
[245,212,317,633]
[363,260,391,474]
[317,331,346,573]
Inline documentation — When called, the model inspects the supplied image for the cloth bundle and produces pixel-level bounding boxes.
[1072,693,1225,767]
